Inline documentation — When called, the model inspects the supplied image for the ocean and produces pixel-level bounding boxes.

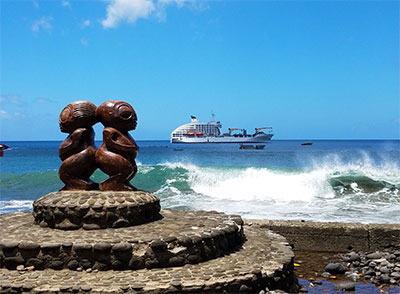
[0,140,399,224]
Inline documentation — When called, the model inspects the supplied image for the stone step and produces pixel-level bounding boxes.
[0,225,297,293]
[0,210,244,271]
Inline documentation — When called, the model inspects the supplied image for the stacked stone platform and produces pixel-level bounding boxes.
[0,191,298,293]
[0,224,296,293]
[33,191,161,230]
[0,210,244,271]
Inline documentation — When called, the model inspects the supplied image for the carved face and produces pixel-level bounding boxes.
[59,101,97,133]
[97,100,137,131]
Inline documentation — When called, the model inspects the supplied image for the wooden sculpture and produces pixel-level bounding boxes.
[58,101,98,190]
[95,100,139,191]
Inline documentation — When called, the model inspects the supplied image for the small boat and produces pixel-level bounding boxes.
[0,144,9,157]
[173,148,184,151]
[301,142,312,146]
[240,144,265,150]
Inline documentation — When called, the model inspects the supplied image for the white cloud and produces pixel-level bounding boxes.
[0,109,9,119]
[158,0,192,7]
[35,97,54,104]
[62,0,71,7]
[80,38,89,46]
[32,17,53,32]
[102,0,155,29]
[81,19,91,28]
[32,0,39,9]
[0,95,21,105]
[102,0,195,28]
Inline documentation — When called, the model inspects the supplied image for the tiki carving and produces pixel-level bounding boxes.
[95,100,139,191]
[58,101,98,191]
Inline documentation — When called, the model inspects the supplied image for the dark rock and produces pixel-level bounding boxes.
[19,242,40,251]
[49,260,64,270]
[92,261,108,271]
[150,239,167,251]
[111,259,125,270]
[188,254,200,264]
[83,223,101,230]
[112,242,131,252]
[239,284,250,292]
[333,282,355,291]
[129,256,144,270]
[145,259,159,268]
[73,244,92,251]
[56,218,79,230]
[41,243,61,251]
[380,274,390,283]
[112,219,129,228]
[26,258,44,270]
[169,256,185,266]
[325,263,346,274]
[81,259,92,269]
[93,242,111,252]
[4,256,25,269]
[164,236,177,243]
[67,260,79,270]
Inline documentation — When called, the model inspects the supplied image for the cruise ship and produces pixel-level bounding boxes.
[170,115,273,144]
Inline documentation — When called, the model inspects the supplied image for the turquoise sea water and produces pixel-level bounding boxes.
[1,140,399,224]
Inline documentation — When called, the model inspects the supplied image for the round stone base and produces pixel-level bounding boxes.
[33,191,161,230]
[0,225,297,293]
[0,210,244,271]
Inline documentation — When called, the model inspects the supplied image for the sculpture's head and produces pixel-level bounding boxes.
[96,100,137,131]
[59,101,98,133]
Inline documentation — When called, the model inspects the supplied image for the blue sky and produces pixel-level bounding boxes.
[1,0,399,140]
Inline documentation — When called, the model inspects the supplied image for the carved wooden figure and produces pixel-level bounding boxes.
[96,100,139,191]
[58,101,98,190]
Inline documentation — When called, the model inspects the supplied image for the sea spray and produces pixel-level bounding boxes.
[1,140,399,223]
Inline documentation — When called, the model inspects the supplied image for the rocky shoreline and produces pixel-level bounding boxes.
[294,248,400,293]
[249,219,400,293]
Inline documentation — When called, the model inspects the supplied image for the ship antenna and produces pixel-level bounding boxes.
[211,111,215,122]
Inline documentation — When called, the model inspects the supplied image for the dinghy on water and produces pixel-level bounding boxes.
[239,144,265,150]
[0,144,10,157]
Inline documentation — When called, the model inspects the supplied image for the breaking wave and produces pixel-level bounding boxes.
[1,155,399,223]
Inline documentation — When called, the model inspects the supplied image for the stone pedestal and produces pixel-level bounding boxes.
[0,192,299,293]
[33,191,161,230]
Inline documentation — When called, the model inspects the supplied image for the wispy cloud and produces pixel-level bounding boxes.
[81,19,91,28]
[35,97,54,104]
[61,0,71,8]
[32,0,39,9]
[80,38,89,46]
[0,95,21,105]
[0,109,9,119]
[32,17,53,32]
[102,0,195,29]
[0,109,27,120]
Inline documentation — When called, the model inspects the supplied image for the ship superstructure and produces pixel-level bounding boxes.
[170,115,273,144]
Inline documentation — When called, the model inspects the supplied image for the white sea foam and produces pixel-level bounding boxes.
[155,156,400,223]
[0,200,33,213]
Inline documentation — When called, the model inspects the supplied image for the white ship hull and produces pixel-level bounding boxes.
[171,115,274,144]
[171,133,273,144]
